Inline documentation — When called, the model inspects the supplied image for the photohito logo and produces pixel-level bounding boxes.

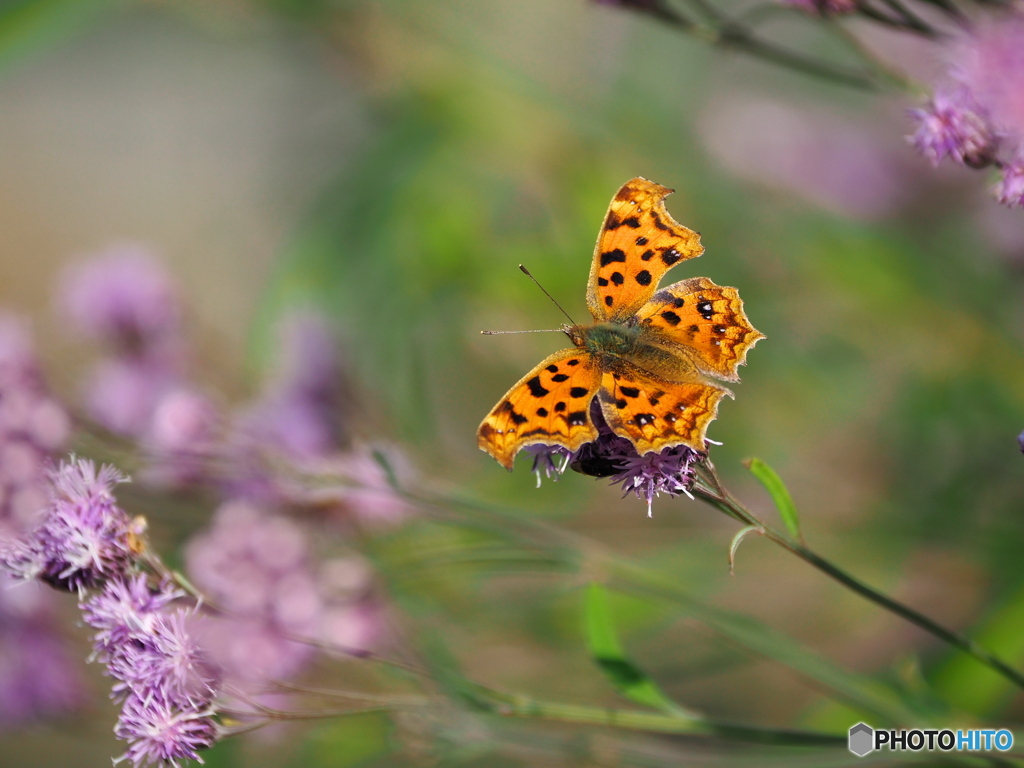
[848,723,1014,757]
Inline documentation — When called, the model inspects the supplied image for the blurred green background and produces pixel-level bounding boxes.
[1,0,1023,766]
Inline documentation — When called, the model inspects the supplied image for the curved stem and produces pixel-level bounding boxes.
[693,460,1024,692]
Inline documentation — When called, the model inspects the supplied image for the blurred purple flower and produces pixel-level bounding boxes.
[184,501,320,682]
[995,163,1024,208]
[16,458,133,592]
[526,445,571,488]
[909,87,996,168]
[114,691,218,768]
[0,575,86,727]
[1018,430,1024,454]
[143,389,220,487]
[0,315,70,536]
[699,97,909,220]
[85,359,178,438]
[59,245,181,350]
[237,312,347,463]
[952,12,1024,158]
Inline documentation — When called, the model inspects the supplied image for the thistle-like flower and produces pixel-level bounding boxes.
[526,403,701,516]
[909,88,996,168]
[114,691,218,768]
[26,458,133,592]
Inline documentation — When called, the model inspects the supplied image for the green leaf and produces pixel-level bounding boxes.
[744,458,802,541]
[585,583,693,715]
[728,524,763,575]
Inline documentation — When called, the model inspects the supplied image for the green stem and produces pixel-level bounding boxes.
[475,686,845,745]
[693,461,1024,692]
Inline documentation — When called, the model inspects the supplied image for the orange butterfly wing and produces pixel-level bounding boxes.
[635,277,765,382]
[597,367,730,455]
[477,349,602,469]
[586,178,704,322]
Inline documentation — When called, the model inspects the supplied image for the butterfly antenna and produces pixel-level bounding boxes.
[518,265,577,327]
[480,328,566,335]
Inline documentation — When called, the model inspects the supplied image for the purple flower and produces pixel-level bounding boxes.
[526,445,572,488]
[519,402,701,516]
[85,359,178,438]
[184,502,320,682]
[0,574,86,727]
[236,312,347,463]
[114,691,218,768]
[143,389,220,487]
[59,245,181,350]
[952,12,1024,158]
[0,315,69,535]
[995,163,1024,208]
[909,88,996,168]
[82,573,183,660]
[108,610,219,708]
[29,458,133,592]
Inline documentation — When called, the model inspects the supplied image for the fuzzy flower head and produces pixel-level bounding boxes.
[952,11,1024,157]
[525,402,701,516]
[114,691,218,768]
[31,458,133,592]
[107,610,219,708]
[81,573,184,660]
[60,246,181,351]
[909,87,996,168]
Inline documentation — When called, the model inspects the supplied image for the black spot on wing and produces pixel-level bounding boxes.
[527,376,549,398]
[622,216,641,228]
[634,413,656,427]
[567,411,588,427]
[636,236,648,246]
[660,310,681,326]
[697,300,714,320]
[661,248,681,266]
[640,250,655,261]
[546,364,559,373]
[552,373,569,383]
[510,410,528,425]
[635,270,652,286]
[554,402,566,412]
[620,386,640,398]
[567,359,580,366]
[600,249,626,266]
[610,272,624,285]
[604,295,614,307]
[569,387,588,398]
[536,407,549,417]
[598,277,608,287]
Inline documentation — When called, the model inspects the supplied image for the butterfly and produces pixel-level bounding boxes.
[477,177,763,470]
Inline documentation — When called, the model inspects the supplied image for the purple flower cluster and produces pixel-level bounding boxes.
[83,575,219,768]
[910,10,1024,206]
[3,458,133,592]
[185,500,377,686]
[0,455,221,766]
[60,246,190,438]
[525,402,701,516]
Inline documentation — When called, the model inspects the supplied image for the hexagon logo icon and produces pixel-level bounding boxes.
[849,722,874,757]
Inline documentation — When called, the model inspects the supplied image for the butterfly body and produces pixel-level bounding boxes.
[478,178,763,471]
